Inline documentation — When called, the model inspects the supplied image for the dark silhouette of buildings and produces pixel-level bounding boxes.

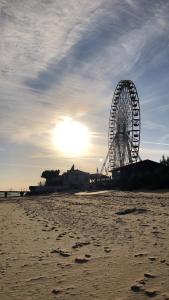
[28,158,169,195]
[29,165,90,194]
[112,159,169,190]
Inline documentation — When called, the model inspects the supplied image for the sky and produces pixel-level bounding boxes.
[1,0,169,190]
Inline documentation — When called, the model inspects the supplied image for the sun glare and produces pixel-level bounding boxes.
[52,118,90,155]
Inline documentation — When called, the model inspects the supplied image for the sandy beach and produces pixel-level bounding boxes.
[0,191,169,300]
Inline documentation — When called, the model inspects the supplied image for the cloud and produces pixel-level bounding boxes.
[21,0,169,99]
[142,141,169,147]
[142,120,166,131]
[23,2,123,91]
[1,0,169,188]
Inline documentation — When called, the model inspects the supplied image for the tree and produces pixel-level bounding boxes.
[41,170,62,186]
[160,155,169,167]
[41,170,60,180]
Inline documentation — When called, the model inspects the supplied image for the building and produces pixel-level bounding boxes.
[112,159,160,179]
[89,173,112,189]
[62,165,90,189]
[90,173,110,183]
[111,159,160,189]
[29,165,90,194]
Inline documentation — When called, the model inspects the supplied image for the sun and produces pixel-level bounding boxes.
[52,118,90,155]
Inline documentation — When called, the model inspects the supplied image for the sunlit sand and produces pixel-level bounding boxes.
[1,191,169,300]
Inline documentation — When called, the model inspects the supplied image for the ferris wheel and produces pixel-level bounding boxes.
[101,80,141,173]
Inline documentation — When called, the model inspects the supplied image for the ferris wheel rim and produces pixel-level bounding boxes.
[108,80,141,171]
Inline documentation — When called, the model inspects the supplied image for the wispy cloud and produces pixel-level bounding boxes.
[142,141,169,147]
[142,120,166,131]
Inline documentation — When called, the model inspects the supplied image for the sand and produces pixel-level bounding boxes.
[0,191,169,300]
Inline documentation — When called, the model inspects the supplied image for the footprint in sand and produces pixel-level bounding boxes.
[51,249,71,257]
[72,241,90,249]
[161,293,169,300]
[104,246,111,253]
[74,257,89,264]
[131,283,145,292]
[52,288,61,295]
[144,272,157,279]
[148,257,156,262]
[145,288,159,297]
[131,273,158,296]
